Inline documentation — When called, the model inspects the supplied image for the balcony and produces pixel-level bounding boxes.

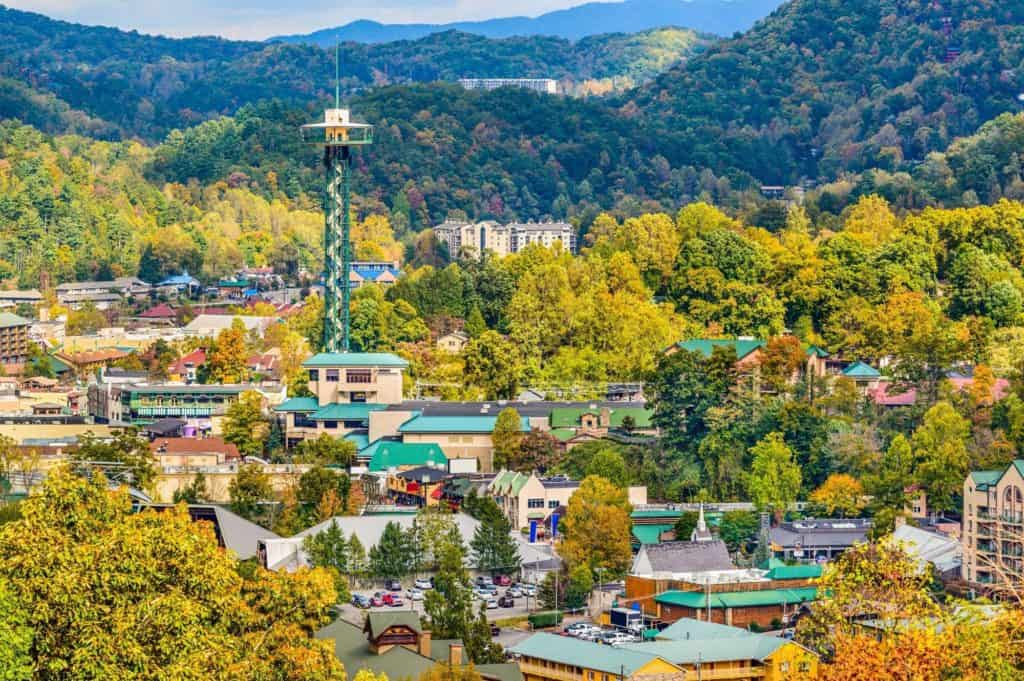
[517,662,579,681]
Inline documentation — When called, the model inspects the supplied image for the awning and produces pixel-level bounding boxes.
[407,481,420,492]
[430,487,444,500]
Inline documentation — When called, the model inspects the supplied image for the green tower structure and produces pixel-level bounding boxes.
[301,75,373,352]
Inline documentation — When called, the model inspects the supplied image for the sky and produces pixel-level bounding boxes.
[7,0,588,40]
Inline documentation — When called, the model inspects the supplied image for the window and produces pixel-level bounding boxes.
[527,499,544,509]
[780,662,790,673]
[308,369,319,382]
[346,369,372,384]
[799,662,811,672]
[548,500,560,508]
[350,392,367,403]
[294,413,317,429]
[326,369,339,382]
[323,420,338,430]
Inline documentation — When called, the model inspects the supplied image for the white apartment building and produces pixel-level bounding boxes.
[433,219,576,259]
[458,78,558,95]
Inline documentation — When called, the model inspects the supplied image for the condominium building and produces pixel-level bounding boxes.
[433,219,576,259]
[0,313,31,374]
[962,460,1024,588]
[458,78,558,94]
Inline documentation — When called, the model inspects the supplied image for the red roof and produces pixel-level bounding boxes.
[869,384,917,407]
[139,303,177,319]
[947,376,1010,402]
[169,349,206,374]
[150,437,240,460]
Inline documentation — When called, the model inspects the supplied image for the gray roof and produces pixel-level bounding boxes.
[141,504,280,560]
[0,289,42,301]
[0,312,31,328]
[624,635,792,665]
[770,519,871,549]
[632,540,734,577]
[297,512,481,549]
[396,466,449,483]
[891,524,962,574]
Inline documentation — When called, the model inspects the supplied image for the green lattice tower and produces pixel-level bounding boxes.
[301,108,373,352]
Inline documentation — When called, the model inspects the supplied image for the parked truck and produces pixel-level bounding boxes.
[609,607,644,634]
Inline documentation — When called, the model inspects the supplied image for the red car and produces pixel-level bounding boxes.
[494,575,512,586]
[369,595,385,607]
[382,593,405,607]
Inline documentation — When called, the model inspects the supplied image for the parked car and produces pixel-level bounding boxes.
[490,624,501,637]
[603,632,638,646]
[369,595,385,607]
[406,588,424,601]
[414,578,433,590]
[516,583,537,596]
[577,628,603,642]
[475,576,494,588]
[497,595,515,608]
[385,579,402,592]
[485,598,498,609]
[382,593,404,607]
[352,594,371,609]
[565,623,595,636]
[505,587,523,598]
[494,574,512,586]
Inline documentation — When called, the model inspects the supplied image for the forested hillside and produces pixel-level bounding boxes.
[628,0,1024,183]
[0,6,709,140]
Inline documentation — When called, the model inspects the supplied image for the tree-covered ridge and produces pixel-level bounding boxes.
[0,6,710,140]
[628,0,1024,183]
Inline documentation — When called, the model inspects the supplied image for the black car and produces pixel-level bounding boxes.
[490,624,501,637]
[351,594,371,609]
[385,579,402,592]
[497,595,515,608]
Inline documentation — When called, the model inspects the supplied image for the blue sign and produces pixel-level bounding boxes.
[529,520,538,543]
[551,513,560,539]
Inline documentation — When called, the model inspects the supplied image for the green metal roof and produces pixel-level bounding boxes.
[310,403,387,421]
[549,406,653,429]
[398,415,530,434]
[345,432,370,450]
[303,353,408,368]
[657,618,755,641]
[630,509,683,520]
[970,469,1003,490]
[765,564,823,580]
[632,524,674,545]
[217,279,249,287]
[128,385,249,395]
[623,636,791,665]
[274,397,320,413]
[805,345,830,358]
[366,611,421,638]
[842,361,881,378]
[365,440,448,472]
[655,587,819,609]
[509,633,674,675]
[0,312,30,328]
[316,619,434,680]
[549,428,577,442]
[675,338,765,360]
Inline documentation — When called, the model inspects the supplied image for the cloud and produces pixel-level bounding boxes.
[5,0,583,39]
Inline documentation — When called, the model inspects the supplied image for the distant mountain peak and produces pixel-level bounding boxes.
[269,0,785,45]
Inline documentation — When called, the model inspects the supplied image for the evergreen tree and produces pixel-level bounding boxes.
[172,471,208,504]
[368,521,414,579]
[470,511,520,575]
[464,305,486,338]
[424,541,473,640]
[302,520,351,602]
[347,533,368,579]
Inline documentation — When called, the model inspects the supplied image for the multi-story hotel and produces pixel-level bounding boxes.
[0,312,31,375]
[458,78,558,94]
[433,219,576,259]
[962,460,1024,589]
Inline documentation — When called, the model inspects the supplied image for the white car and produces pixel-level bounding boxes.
[414,578,433,590]
[605,632,638,646]
[517,583,537,596]
[406,588,424,601]
[485,598,498,609]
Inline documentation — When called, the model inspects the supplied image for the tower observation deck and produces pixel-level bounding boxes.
[301,107,374,352]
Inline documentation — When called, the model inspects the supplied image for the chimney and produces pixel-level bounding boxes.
[599,407,611,428]
[449,642,463,666]
[418,629,432,658]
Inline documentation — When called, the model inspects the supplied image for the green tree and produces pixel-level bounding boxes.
[72,430,156,491]
[222,390,269,459]
[303,520,351,602]
[717,511,760,553]
[293,434,357,466]
[347,533,368,579]
[584,447,629,485]
[673,511,699,542]
[462,331,521,399]
[0,577,32,681]
[464,305,486,338]
[491,408,523,470]
[412,507,462,572]
[864,435,915,537]
[424,540,474,641]
[369,521,415,579]
[746,432,802,517]
[647,347,737,454]
[911,401,970,513]
[229,464,273,521]
[470,510,520,575]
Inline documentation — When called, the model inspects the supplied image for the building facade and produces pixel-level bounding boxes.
[0,313,31,374]
[458,78,558,94]
[433,219,576,259]
[962,460,1024,589]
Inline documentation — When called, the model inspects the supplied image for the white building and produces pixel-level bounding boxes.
[433,219,576,259]
[183,314,279,338]
[458,78,558,95]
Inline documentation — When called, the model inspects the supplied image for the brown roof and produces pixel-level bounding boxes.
[58,349,129,366]
[139,303,177,319]
[150,437,240,459]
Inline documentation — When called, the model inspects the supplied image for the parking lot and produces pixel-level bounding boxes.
[338,581,540,626]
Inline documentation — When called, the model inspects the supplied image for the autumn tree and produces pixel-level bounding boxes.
[509,429,561,473]
[222,390,269,459]
[760,335,807,394]
[72,429,156,491]
[0,468,343,680]
[462,331,521,399]
[491,408,523,470]
[911,401,970,512]
[205,317,251,384]
[229,463,274,521]
[0,577,32,681]
[810,474,865,518]
[559,475,632,578]
[746,432,802,518]
[293,433,357,466]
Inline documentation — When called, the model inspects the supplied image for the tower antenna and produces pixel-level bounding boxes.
[335,40,340,109]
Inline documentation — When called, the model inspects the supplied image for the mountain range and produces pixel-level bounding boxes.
[270,0,784,45]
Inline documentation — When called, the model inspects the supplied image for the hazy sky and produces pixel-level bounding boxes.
[7,0,588,40]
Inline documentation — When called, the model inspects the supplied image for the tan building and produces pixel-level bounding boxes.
[155,463,313,503]
[0,312,31,375]
[276,353,408,447]
[488,469,646,530]
[962,460,1024,589]
[436,330,470,353]
[397,414,529,473]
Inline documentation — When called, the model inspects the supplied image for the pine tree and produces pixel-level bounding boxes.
[347,533,368,579]
[464,305,486,338]
[424,541,473,639]
[302,520,350,602]
[470,512,520,576]
[368,521,414,579]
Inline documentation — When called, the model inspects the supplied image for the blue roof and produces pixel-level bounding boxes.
[275,397,320,413]
[398,415,531,434]
[158,272,200,286]
[303,353,409,368]
[310,403,387,421]
[623,636,791,665]
[842,361,881,378]
[345,432,370,450]
[657,618,755,642]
